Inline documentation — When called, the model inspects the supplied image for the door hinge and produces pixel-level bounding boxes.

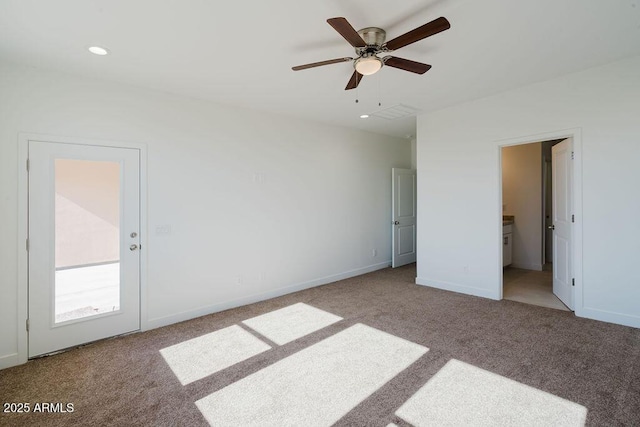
[572,214,575,223]
[571,151,574,160]
[572,278,575,287]
[26,318,30,332]
[26,159,30,171]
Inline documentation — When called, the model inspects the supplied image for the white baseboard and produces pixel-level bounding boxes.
[0,353,19,370]
[578,306,640,329]
[510,262,543,271]
[146,261,391,331]
[416,277,500,300]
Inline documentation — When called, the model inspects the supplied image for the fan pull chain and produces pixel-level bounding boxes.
[377,72,382,107]
[355,73,360,103]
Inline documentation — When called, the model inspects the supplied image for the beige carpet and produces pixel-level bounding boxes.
[159,324,271,385]
[241,302,342,345]
[396,359,587,426]
[0,264,638,426]
[196,323,427,426]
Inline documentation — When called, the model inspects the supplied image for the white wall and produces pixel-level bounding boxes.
[0,62,411,368]
[416,55,640,328]
[502,143,543,270]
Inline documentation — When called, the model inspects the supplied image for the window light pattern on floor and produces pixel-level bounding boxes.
[159,325,271,385]
[395,359,588,426]
[195,323,428,426]
[242,302,342,345]
[161,302,586,426]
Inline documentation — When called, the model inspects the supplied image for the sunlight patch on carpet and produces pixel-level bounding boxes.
[242,302,342,345]
[196,323,428,426]
[395,359,588,426]
[160,325,271,385]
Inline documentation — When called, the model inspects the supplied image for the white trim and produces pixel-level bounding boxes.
[572,135,584,318]
[138,141,149,332]
[580,307,640,329]
[19,132,148,151]
[416,277,500,300]
[16,132,148,368]
[17,138,29,366]
[496,128,583,316]
[497,148,504,300]
[0,353,19,370]
[146,261,391,330]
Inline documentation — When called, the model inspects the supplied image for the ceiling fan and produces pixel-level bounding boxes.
[292,16,450,90]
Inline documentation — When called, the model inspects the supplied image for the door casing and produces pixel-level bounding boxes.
[17,133,148,365]
[497,128,583,316]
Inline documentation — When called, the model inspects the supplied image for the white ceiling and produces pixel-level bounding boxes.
[1,0,640,138]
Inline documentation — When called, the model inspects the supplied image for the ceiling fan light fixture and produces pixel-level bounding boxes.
[354,56,382,76]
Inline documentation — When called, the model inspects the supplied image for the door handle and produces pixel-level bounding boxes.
[393,221,400,225]
[548,225,555,230]
[130,244,139,251]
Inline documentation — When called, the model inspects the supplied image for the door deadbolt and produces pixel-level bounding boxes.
[130,232,138,238]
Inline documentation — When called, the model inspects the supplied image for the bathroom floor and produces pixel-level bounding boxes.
[503,266,570,311]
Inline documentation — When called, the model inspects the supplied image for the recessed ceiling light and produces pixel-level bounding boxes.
[88,46,109,56]
[360,114,369,119]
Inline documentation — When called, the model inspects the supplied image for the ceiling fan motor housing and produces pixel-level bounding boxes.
[356,27,386,52]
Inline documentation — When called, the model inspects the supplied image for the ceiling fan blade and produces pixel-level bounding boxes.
[385,17,450,51]
[327,17,366,48]
[345,70,364,90]
[292,57,353,71]
[383,56,432,74]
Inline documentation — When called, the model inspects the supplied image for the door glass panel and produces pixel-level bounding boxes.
[54,159,121,323]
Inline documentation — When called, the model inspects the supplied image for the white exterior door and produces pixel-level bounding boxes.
[392,168,417,268]
[28,140,141,357]
[551,138,573,310]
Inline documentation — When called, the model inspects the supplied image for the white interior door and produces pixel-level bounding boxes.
[551,138,573,310]
[28,140,141,357]
[392,168,417,268]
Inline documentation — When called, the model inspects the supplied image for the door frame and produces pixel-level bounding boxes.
[17,133,148,365]
[496,128,583,316]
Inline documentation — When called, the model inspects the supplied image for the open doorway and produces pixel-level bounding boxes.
[501,139,571,311]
